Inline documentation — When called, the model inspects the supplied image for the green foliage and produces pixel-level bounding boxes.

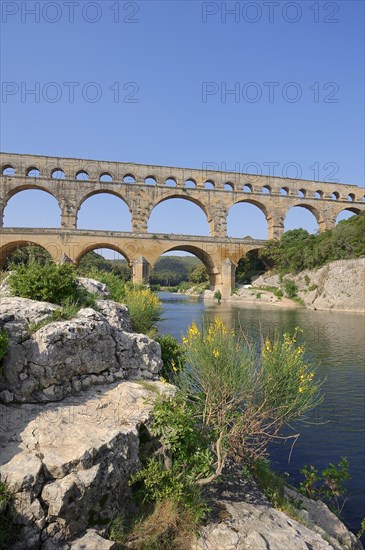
[299,457,351,515]
[261,286,283,299]
[235,251,266,283]
[150,256,203,287]
[0,330,9,364]
[0,482,19,548]
[78,251,131,279]
[8,263,95,307]
[283,279,298,298]
[304,275,310,286]
[256,292,262,299]
[259,213,365,274]
[130,397,212,522]
[155,334,186,381]
[125,288,163,336]
[83,268,128,302]
[125,321,324,547]
[188,265,209,284]
[181,321,323,476]
[253,459,285,508]
[4,245,51,269]
[357,517,365,539]
[213,290,221,302]
[79,268,162,335]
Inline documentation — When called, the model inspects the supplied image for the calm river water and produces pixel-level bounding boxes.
[157,292,365,535]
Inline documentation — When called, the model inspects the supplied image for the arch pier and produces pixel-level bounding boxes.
[1,152,364,297]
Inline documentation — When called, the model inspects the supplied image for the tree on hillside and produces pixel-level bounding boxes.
[189,265,208,284]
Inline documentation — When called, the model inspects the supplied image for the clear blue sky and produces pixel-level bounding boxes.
[1,0,364,259]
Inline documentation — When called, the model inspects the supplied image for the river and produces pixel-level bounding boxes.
[157,292,365,535]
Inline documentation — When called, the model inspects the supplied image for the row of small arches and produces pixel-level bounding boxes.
[2,164,362,202]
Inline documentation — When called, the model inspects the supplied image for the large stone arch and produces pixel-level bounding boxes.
[1,185,62,228]
[150,244,218,287]
[77,189,132,213]
[74,243,132,267]
[76,190,132,230]
[335,206,362,224]
[284,203,325,232]
[0,240,57,270]
[228,198,270,239]
[148,194,214,235]
[3,184,61,208]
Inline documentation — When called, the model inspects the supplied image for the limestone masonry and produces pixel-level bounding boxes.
[1,152,364,299]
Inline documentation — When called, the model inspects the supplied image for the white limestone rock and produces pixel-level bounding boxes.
[0,380,173,549]
[0,297,162,403]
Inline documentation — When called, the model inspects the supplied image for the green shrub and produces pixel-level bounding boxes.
[308,284,318,291]
[180,321,323,482]
[283,279,298,298]
[130,396,212,522]
[81,269,128,302]
[0,330,8,363]
[299,457,350,515]
[124,288,162,336]
[155,334,186,381]
[0,482,19,547]
[9,263,81,305]
[213,290,221,302]
[304,275,310,286]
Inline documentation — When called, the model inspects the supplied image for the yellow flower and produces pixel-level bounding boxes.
[213,349,220,358]
[160,376,167,384]
[299,387,304,393]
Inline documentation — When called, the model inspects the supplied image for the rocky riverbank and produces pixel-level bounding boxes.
[200,258,365,313]
[0,281,363,548]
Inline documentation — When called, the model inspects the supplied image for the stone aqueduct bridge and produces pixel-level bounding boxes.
[1,152,364,297]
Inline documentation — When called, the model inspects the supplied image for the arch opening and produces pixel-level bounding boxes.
[27,167,41,178]
[150,251,209,289]
[243,184,252,193]
[284,205,319,234]
[145,176,157,186]
[165,178,177,187]
[347,193,355,202]
[75,170,89,181]
[153,247,215,288]
[77,247,131,279]
[315,190,323,199]
[298,189,306,198]
[185,179,196,189]
[77,192,132,231]
[331,192,339,200]
[148,197,210,236]
[224,182,234,191]
[3,189,61,228]
[262,185,271,195]
[235,249,265,285]
[204,180,215,190]
[2,165,15,176]
[335,208,360,224]
[100,173,113,182]
[123,173,135,184]
[52,168,65,179]
[280,187,289,196]
[0,243,52,271]
[227,201,268,239]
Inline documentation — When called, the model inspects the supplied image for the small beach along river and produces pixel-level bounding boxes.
[157,292,365,535]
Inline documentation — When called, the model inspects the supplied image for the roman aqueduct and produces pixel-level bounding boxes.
[1,152,364,297]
